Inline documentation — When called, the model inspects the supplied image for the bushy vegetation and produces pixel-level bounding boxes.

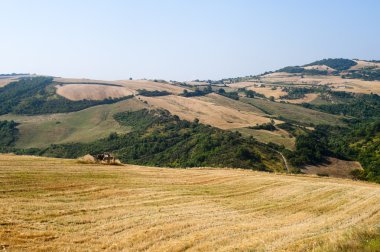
[287,92,380,182]
[217,88,239,100]
[0,77,133,115]
[181,86,212,97]
[342,68,380,81]
[305,93,380,119]
[287,121,380,182]
[32,109,282,171]
[0,120,18,147]
[242,89,266,98]
[249,120,276,131]
[304,58,357,71]
[277,66,328,75]
[137,89,171,96]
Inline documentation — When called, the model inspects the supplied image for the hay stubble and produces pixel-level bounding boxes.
[1,155,380,251]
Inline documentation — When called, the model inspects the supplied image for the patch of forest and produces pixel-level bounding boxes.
[286,92,380,182]
[303,58,357,71]
[0,120,18,147]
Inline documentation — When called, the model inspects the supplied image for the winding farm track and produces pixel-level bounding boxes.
[0,154,380,251]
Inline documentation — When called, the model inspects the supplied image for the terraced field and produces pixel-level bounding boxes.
[1,154,379,251]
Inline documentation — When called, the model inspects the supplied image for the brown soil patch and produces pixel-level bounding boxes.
[302,157,363,179]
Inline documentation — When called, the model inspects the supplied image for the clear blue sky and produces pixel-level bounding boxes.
[1,0,379,81]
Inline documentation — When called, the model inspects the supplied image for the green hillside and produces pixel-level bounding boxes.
[0,98,148,148]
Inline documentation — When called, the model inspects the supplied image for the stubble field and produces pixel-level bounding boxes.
[1,154,380,251]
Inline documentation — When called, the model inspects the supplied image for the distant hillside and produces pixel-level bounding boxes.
[1,60,379,182]
[0,77,133,115]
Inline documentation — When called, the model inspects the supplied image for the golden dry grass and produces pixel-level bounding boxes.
[117,80,186,94]
[246,86,287,99]
[55,84,134,101]
[1,154,380,251]
[282,93,320,104]
[139,94,277,129]
[261,73,380,95]
[54,78,187,96]
[350,60,380,70]
[0,78,16,87]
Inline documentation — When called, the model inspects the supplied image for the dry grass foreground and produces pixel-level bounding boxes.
[1,154,380,251]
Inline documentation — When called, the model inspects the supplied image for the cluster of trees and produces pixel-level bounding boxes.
[0,77,133,115]
[242,89,266,99]
[342,68,380,81]
[287,121,380,182]
[280,87,313,100]
[304,93,380,119]
[285,127,330,167]
[249,120,276,131]
[277,66,328,75]
[217,88,239,100]
[137,89,171,96]
[0,120,18,147]
[303,58,357,71]
[287,91,380,182]
[19,109,283,171]
[181,86,212,97]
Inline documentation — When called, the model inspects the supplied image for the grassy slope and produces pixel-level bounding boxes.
[241,97,344,126]
[0,98,147,148]
[236,127,295,150]
[0,154,379,251]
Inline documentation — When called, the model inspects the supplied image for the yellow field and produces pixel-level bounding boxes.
[54,78,187,100]
[0,78,16,87]
[1,155,380,251]
[246,86,287,99]
[139,94,277,129]
[56,84,134,101]
[261,72,380,95]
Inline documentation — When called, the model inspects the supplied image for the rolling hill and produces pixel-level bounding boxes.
[0,58,379,181]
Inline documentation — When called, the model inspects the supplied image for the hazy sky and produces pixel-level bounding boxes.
[1,0,379,81]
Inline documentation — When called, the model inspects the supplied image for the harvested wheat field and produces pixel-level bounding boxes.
[140,94,276,129]
[117,80,186,94]
[55,84,134,101]
[261,73,380,95]
[1,154,380,251]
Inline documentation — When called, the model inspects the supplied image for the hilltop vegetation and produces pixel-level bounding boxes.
[303,58,357,71]
[0,77,133,115]
[277,66,328,75]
